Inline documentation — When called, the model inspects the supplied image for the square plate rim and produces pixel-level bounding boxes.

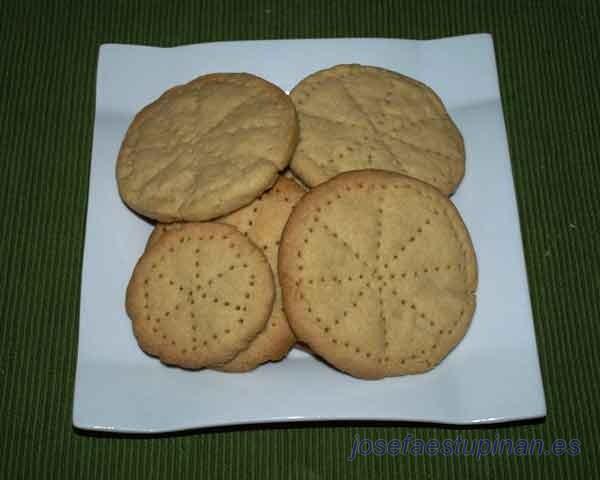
[74,34,546,433]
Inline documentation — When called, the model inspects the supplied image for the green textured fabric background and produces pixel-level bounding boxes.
[1,0,599,478]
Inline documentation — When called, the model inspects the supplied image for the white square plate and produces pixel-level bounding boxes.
[74,34,546,432]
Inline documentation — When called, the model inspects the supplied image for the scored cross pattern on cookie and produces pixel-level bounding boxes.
[144,177,305,372]
[117,73,299,222]
[127,223,275,369]
[279,170,477,379]
[289,64,464,194]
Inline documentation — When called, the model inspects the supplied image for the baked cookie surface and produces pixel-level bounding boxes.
[117,73,299,222]
[147,177,305,372]
[290,64,464,195]
[215,176,305,371]
[278,170,477,379]
[127,223,274,369]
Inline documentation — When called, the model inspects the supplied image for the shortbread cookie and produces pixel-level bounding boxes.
[289,64,464,195]
[127,223,275,369]
[146,223,185,252]
[117,73,299,222]
[147,177,305,372]
[279,170,477,379]
[216,177,304,371]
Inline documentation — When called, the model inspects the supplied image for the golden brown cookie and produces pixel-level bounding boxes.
[117,73,299,222]
[146,223,183,252]
[215,176,305,371]
[127,223,275,369]
[278,170,477,379]
[289,64,464,195]
[147,177,306,372]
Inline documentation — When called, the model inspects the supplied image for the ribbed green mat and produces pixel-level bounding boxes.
[1,1,599,478]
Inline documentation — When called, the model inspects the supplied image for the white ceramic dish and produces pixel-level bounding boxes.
[73,34,546,433]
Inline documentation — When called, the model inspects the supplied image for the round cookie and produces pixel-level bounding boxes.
[146,223,187,252]
[289,64,464,195]
[127,223,275,369]
[278,170,477,379]
[215,176,305,371]
[147,177,306,372]
[117,73,299,222]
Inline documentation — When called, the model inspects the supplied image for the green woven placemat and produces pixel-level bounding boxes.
[1,1,599,478]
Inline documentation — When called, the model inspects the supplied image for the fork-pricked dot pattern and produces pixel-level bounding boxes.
[279,170,477,379]
[127,223,275,369]
[289,64,465,195]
